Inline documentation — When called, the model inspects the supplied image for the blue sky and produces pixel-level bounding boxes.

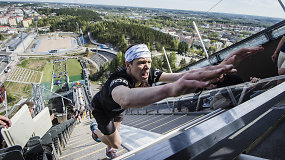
[5,0,285,18]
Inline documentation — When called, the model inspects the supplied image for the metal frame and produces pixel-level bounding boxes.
[177,20,285,72]
[30,83,73,115]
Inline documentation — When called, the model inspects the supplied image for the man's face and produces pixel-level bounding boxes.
[127,57,152,83]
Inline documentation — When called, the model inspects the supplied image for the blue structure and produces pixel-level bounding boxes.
[55,80,62,85]
[77,35,86,46]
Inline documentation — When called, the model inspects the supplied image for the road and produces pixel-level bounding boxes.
[0,52,20,82]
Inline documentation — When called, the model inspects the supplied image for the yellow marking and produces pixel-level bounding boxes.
[163,114,205,134]
[64,138,93,150]
[64,135,82,142]
[75,147,125,160]
[133,115,162,127]
[116,149,125,154]
[140,115,172,129]
[59,143,100,159]
[149,115,186,131]
[74,147,105,160]
[66,136,85,144]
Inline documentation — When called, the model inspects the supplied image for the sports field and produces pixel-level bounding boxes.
[35,38,74,52]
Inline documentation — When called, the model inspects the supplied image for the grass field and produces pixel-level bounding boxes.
[42,62,53,83]
[18,58,48,72]
[54,61,65,74]
[69,75,83,83]
[52,77,67,92]
[3,81,32,105]
[7,66,42,83]
[66,59,82,77]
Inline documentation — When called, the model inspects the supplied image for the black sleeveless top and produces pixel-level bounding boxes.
[91,68,163,118]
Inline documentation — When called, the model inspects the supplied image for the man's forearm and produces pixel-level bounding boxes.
[112,84,171,109]
[159,72,185,83]
[275,37,285,53]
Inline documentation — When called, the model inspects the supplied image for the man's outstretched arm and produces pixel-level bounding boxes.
[112,65,233,109]
[159,64,236,83]
[220,46,264,67]
[159,46,263,83]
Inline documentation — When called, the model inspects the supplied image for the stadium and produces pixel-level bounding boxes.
[27,32,82,55]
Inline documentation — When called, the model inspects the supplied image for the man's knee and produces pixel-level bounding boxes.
[111,135,122,149]
[112,140,122,149]
[105,131,122,149]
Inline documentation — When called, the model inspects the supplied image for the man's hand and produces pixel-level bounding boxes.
[272,52,278,62]
[168,64,234,97]
[0,115,11,128]
[221,46,264,67]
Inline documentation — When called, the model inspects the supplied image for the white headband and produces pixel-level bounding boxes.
[125,44,151,62]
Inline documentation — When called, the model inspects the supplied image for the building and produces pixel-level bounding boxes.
[193,38,211,49]
[0,15,9,25]
[5,32,28,51]
[22,18,32,28]
[212,41,224,51]
[8,17,17,26]
[0,26,9,32]
[6,27,17,34]
[16,15,23,24]
[180,36,192,45]
[33,15,42,21]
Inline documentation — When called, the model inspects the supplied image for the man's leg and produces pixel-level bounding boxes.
[93,121,121,159]
[95,122,122,149]
[278,68,285,75]
[278,68,285,84]
[114,122,121,132]
[78,115,81,122]
[277,53,285,84]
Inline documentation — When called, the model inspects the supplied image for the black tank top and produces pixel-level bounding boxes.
[91,68,163,118]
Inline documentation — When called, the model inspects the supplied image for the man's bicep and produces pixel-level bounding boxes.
[111,85,130,105]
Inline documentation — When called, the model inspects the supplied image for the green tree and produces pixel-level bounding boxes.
[178,42,184,54]
[0,33,5,40]
[209,32,219,38]
[178,42,188,55]
[169,52,177,70]
[179,58,187,68]
[162,52,176,72]
[209,46,216,54]
[118,34,128,52]
[155,42,162,52]
[116,51,124,67]
[170,39,179,51]
[7,93,16,103]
